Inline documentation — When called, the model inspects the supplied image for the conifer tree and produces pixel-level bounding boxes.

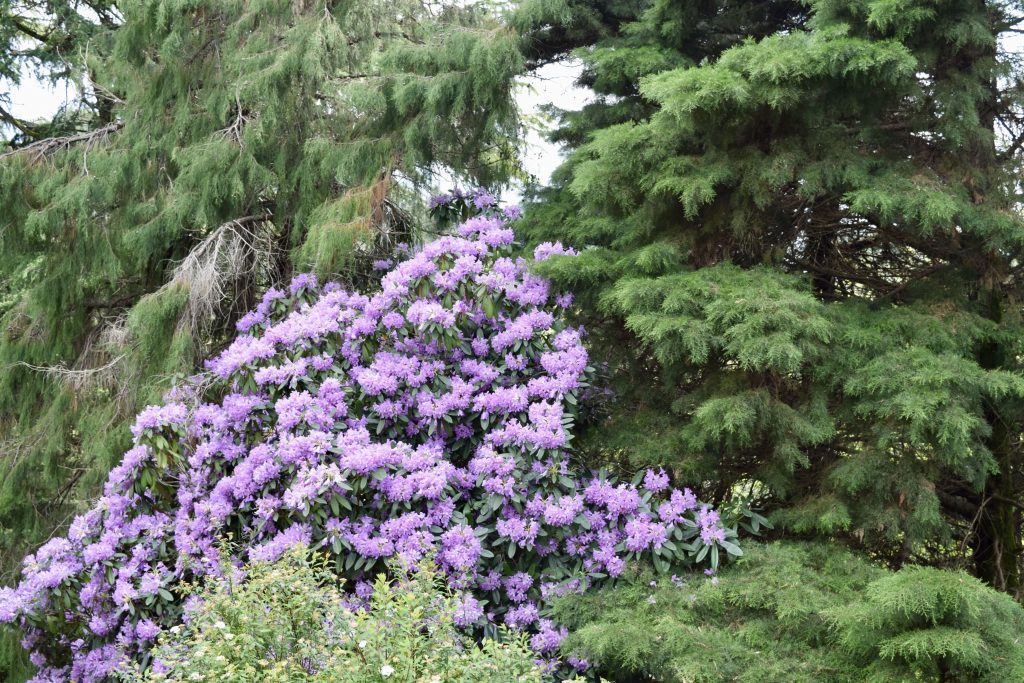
[0,0,521,630]
[517,0,1024,593]
[556,541,1024,682]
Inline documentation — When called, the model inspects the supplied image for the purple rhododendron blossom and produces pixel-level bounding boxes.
[533,241,578,261]
[643,468,670,493]
[0,193,739,681]
[453,593,484,627]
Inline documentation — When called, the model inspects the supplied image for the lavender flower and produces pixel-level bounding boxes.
[643,468,670,493]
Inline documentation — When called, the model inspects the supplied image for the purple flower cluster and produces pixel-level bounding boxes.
[533,241,578,261]
[0,195,738,681]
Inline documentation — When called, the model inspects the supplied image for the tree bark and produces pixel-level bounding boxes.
[957,0,1023,596]
[974,292,1022,595]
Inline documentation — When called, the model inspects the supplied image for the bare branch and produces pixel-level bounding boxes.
[11,355,127,390]
[0,121,122,163]
[156,214,280,338]
[217,94,251,148]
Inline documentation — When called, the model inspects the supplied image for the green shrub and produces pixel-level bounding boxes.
[553,542,1024,682]
[829,566,1024,682]
[121,549,546,683]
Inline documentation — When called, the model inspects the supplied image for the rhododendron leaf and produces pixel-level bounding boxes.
[695,545,710,563]
[721,540,743,556]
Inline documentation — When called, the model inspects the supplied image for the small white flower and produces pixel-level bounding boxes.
[380,664,395,678]
[213,620,226,629]
[224,632,234,640]
[358,639,367,649]
[169,625,181,635]
[647,595,657,605]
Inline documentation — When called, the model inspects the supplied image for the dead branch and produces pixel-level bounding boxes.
[0,121,123,164]
[218,94,251,148]
[4,215,277,409]
[156,213,279,338]
[11,355,127,388]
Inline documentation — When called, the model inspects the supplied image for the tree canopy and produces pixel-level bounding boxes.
[518,0,1024,595]
[0,1,524,675]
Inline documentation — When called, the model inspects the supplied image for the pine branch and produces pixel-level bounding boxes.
[997,127,1024,161]
[0,103,38,137]
[10,16,51,43]
[82,1,124,29]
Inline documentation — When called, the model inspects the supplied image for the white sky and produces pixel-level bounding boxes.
[6,76,72,121]
[515,60,592,187]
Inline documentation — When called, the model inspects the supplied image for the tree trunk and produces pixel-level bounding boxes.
[974,292,1022,595]
[961,1,1022,596]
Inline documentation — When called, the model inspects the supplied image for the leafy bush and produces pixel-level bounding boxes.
[829,566,1024,682]
[0,195,740,681]
[121,549,545,683]
[553,542,1024,683]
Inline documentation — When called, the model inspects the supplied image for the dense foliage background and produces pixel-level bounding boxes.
[4,0,1024,681]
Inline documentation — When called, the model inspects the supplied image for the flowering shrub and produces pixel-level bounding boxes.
[122,549,545,683]
[0,193,740,681]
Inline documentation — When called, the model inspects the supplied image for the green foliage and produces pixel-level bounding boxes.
[122,550,546,683]
[606,264,831,373]
[829,566,1024,682]
[554,541,1024,683]
[516,0,1024,590]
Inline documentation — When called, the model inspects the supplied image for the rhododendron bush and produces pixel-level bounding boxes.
[0,196,740,681]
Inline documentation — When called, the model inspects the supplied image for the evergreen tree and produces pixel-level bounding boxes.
[516,0,1024,593]
[0,3,521,673]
